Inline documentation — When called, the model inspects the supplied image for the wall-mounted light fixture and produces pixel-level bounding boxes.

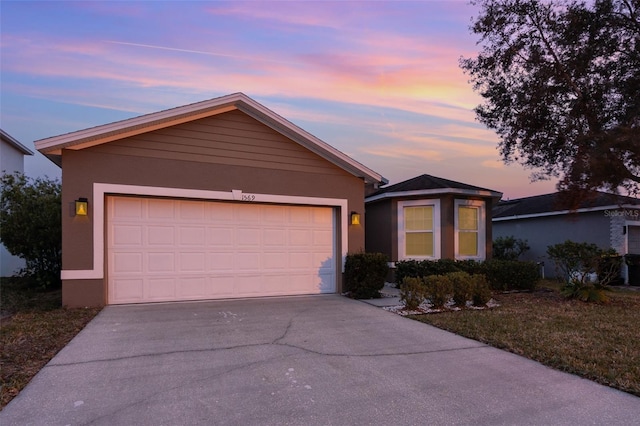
[350,211,360,226]
[75,198,88,216]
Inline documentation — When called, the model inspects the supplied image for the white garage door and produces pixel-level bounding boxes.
[107,196,336,304]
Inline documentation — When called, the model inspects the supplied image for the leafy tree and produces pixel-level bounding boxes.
[493,235,530,260]
[461,0,640,203]
[0,172,61,289]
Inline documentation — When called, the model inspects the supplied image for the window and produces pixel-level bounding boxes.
[455,199,485,260]
[398,200,440,259]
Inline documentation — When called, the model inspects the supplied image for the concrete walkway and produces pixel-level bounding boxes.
[1,295,638,425]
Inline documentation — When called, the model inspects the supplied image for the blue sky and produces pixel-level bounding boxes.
[1,1,558,199]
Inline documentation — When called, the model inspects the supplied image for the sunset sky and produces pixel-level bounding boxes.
[1,1,558,199]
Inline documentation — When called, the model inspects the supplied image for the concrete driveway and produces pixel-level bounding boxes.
[1,295,638,425]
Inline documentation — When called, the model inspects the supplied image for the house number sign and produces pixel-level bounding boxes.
[241,194,256,202]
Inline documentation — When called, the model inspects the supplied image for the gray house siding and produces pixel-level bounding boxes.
[493,211,611,279]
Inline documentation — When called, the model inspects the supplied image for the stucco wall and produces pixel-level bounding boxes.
[60,112,366,305]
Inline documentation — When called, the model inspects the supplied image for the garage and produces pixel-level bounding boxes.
[35,93,386,307]
[108,196,336,304]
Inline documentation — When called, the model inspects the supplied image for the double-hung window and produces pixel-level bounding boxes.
[455,199,485,260]
[398,200,440,259]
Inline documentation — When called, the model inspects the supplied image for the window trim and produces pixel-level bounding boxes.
[454,199,486,260]
[398,199,441,260]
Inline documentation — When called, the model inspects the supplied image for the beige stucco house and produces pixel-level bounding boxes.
[35,93,387,307]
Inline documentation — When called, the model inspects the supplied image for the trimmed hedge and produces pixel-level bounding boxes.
[395,259,540,292]
[344,252,389,299]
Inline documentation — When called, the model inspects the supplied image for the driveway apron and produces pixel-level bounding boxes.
[1,295,638,425]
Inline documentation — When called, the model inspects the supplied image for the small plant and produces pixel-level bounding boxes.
[448,271,474,307]
[493,236,530,260]
[400,277,427,310]
[344,252,389,299]
[424,275,453,309]
[471,274,492,306]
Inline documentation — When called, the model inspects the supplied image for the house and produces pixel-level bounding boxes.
[493,192,640,284]
[1,129,34,276]
[35,93,387,307]
[365,174,502,265]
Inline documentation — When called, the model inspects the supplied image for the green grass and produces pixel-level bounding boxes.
[0,277,101,409]
[409,282,640,397]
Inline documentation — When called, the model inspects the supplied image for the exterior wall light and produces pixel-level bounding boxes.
[350,211,361,226]
[75,198,88,216]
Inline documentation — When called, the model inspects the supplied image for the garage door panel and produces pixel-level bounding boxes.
[148,226,174,245]
[112,252,143,273]
[108,196,336,304]
[147,278,176,300]
[112,225,143,246]
[179,253,206,272]
[148,252,175,272]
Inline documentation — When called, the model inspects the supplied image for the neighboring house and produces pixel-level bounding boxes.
[35,93,387,307]
[493,192,640,283]
[0,129,34,276]
[365,174,502,265]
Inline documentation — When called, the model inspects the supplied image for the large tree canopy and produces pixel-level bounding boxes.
[461,0,640,202]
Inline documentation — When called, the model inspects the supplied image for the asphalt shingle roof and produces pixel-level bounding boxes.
[493,191,640,219]
[369,174,500,197]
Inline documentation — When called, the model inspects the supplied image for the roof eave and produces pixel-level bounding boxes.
[1,129,34,156]
[493,204,640,222]
[366,188,503,203]
[34,93,387,185]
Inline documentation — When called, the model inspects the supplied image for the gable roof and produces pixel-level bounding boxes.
[493,191,640,221]
[1,129,34,156]
[34,92,387,185]
[366,174,502,202]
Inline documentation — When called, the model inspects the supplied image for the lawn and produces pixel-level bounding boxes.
[0,277,101,409]
[409,282,640,397]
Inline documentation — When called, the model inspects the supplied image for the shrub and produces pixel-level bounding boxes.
[0,173,61,289]
[493,236,530,260]
[483,259,539,291]
[395,259,464,285]
[448,271,474,307]
[424,275,453,309]
[547,240,620,302]
[344,252,389,299]
[399,277,427,310]
[471,274,492,306]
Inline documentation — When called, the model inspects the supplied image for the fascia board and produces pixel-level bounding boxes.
[492,204,640,222]
[366,188,502,203]
[34,93,246,153]
[1,129,34,155]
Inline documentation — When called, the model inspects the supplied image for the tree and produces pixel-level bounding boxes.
[461,0,640,204]
[0,172,62,289]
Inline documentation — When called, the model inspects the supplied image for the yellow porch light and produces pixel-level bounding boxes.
[75,198,88,216]
[350,211,361,226]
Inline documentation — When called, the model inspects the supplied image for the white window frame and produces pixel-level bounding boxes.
[454,199,486,260]
[398,199,441,260]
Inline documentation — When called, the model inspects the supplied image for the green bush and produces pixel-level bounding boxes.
[0,173,61,289]
[448,271,474,307]
[400,277,427,310]
[344,252,389,299]
[424,275,453,309]
[471,274,492,306]
[396,259,468,285]
[493,236,530,260]
[483,259,539,291]
[547,240,621,302]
